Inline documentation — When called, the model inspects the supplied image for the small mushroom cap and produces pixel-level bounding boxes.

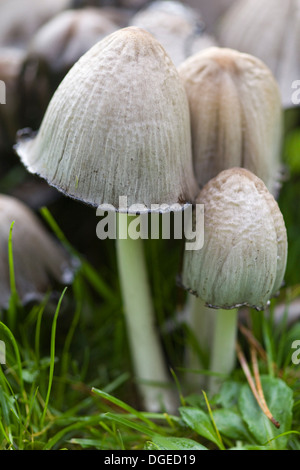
[15,26,199,213]
[217,0,300,109]
[0,194,76,309]
[181,168,288,311]
[178,47,283,196]
[130,1,217,66]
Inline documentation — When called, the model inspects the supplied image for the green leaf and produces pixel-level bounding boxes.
[217,380,243,409]
[213,409,254,442]
[179,407,223,449]
[238,376,293,449]
[151,435,208,450]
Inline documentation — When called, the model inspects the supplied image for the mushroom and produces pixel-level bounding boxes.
[183,0,237,33]
[181,168,288,391]
[130,0,217,67]
[0,47,25,156]
[0,0,70,49]
[0,194,76,311]
[178,47,283,196]
[216,0,300,109]
[15,26,199,411]
[18,8,118,129]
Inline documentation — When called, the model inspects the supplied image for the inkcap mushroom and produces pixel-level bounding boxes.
[178,47,283,196]
[181,168,288,391]
[15,26,199,411]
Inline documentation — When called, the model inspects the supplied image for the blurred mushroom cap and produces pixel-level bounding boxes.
[217,0,300,109]
[15,27,199,213]
[178,47,283,195]
[0,48,25,151]
[0,194,76,309]
[181,168,288,311]
[18,8,118,128]
[0,0,70,49]
[130,0,217,66]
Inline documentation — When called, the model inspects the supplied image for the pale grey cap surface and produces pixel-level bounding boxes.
[178,47,283,196]
[15,27,199,213]
[181,168,288,311]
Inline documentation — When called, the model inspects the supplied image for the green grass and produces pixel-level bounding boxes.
[0,207,299,450]
[0,112,300,450]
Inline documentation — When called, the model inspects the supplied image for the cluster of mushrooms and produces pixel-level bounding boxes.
[0,0,298,412]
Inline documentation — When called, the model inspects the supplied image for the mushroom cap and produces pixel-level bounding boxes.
[0,194,76,309]
[217,0,300,109]
[178,47,283,195]
[0,48,25,150]
[130,0,217,67]
[15,26,199,213]
[181,168,288,311]
[18,8,118,129]
[25,8,118,75]
[0,0,70,49]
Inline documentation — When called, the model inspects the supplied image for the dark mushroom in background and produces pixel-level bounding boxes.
[0,194,77,311]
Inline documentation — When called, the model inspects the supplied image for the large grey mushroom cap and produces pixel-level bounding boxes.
[15,26,199,213]
[181,168,288,311]
[0,194,76,309]
[217,0,300,109]
[178,47,283,196]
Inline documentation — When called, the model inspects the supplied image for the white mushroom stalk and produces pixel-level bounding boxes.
[181,168,288,392]
[15,26,199,412]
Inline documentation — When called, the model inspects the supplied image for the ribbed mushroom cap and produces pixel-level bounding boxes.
[217,0,300,109]
[130,1,217,67]
[0,194,76,309]
[15,26,199,213]
[181,168,288,311]
[178,47,283,196]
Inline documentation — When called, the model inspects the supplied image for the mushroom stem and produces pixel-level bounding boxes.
[208,308,239,394]
[116,212,177,413]
[185,295,215,389]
